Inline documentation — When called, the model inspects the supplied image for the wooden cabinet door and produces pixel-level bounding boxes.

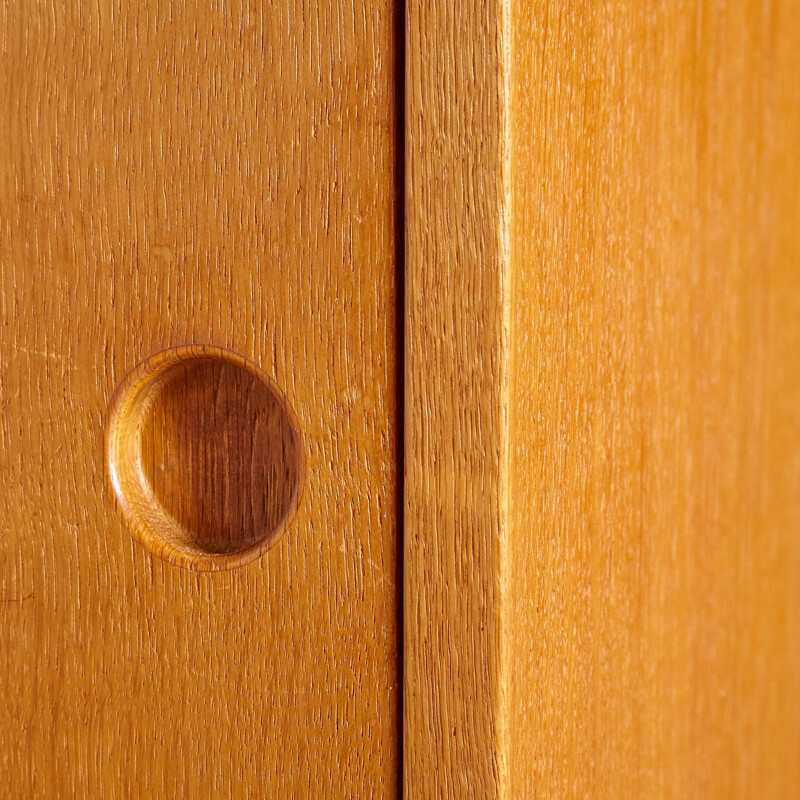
[0,1,401,796]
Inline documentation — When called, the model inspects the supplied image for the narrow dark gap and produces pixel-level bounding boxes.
[392,0,406,794]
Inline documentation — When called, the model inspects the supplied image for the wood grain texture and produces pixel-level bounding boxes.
[404,0,510,797]
[0,1,400,796]
[406,1,800,798]
[508,1,800,797]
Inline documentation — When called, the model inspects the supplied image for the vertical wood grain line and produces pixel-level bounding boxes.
[404,0,510,796]
[394,0,407,795]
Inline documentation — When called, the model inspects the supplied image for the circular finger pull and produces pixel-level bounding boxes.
[106,346,304,571]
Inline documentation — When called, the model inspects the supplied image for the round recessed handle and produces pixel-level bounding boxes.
[106,345,304,571]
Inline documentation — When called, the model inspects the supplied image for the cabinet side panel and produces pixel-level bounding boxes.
[509,2,800,796]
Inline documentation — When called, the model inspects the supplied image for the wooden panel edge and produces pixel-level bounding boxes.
[404,1,510,796]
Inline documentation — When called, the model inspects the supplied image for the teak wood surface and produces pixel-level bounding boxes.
[404,0,510,797]
[0,1,401,796]
[406,1,800,798]
[1,0,800,797]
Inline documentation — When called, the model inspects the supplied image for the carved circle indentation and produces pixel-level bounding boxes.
[106,346,304,571]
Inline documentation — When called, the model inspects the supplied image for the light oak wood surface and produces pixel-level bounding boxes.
[406,1,800,798]
[2,0,799,796]
[508,3,800,796]
[0,1,401,795]
[405,0,510,796]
